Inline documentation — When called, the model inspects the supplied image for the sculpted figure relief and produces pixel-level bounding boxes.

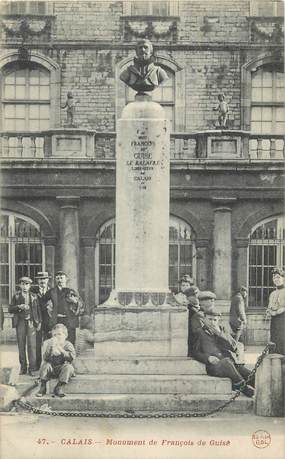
[120,39,169,93]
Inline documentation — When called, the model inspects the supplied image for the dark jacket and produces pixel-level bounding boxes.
[9,291,41,328]
[42,287,85,329]
[192,326,237,366]
[31,285,52,333]
[229,293,246,329]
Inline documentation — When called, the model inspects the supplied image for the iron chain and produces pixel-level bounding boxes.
[14,342,273,418]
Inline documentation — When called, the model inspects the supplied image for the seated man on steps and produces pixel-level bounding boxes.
[192,309,255,398]
[36,323,75,398]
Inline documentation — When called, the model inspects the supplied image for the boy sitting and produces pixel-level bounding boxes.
[36,323,75,397]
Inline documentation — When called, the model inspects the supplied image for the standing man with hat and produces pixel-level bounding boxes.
[32,271,51,369]
[229,286,248,344]
[42,271,85,345]
[9,277,41,375]
[266,268,285,355]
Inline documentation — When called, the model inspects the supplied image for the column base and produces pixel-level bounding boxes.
[94,291,188,357]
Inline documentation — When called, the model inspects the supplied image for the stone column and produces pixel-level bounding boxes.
[212,206,232,310]
[57,196,80,290]
[235,237,249,290]
[195,239,209,291]
[43,236,56,286]
[81,236,96,313]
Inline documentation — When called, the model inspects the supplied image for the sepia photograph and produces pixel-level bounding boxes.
[0,0,284,458]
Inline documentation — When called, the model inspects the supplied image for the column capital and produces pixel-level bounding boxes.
[42,236,57,246]
[213,206,232,213]
[81,236,96,248]
[56,196,80,209]
[211,197,237,209]
[235,237,250,248]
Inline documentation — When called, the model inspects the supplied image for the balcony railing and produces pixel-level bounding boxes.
[0,129,284,161]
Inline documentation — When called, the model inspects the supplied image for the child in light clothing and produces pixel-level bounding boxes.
[36,323,75,397]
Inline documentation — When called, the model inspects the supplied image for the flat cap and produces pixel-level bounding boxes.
[19,276,33,284]
[198,290,216,300]
[55,270,68,277]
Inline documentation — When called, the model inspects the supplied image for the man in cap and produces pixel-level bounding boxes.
[9,277,41,375]
[198,290,216,313]
[265,268,285,355]
[229,286,248,344]
[192,309,254,397]
[42,271,85,345]
[32,272,51,369]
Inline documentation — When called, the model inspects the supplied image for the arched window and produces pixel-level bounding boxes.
[248,215,285,308]
[1,62,51,131]
[251,65,284,135]
[94,216,196,304]
[0,212,45,304]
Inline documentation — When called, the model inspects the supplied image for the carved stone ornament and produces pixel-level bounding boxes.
[1,16,52,39]
[123,19,178,42]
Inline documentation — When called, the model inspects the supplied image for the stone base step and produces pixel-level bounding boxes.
[28,393,253,414]
[74,356,206,375]
[40,374,232,395]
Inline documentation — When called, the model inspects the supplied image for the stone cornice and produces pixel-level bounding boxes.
[0,41,283,51]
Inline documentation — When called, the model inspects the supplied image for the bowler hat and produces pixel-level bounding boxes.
[198,290,216,301]
[35,271,51,279]
[19,276,33,284]
[272,267,285,277]
[55,270,68,277]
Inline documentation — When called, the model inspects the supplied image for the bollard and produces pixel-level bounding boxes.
[255,353,285,417]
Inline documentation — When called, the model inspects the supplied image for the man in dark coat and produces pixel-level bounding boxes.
[192,309,254,397]
[229,286,247,344]
[9,277,41,375]
[42,271,85,345]
[32,271,52,369]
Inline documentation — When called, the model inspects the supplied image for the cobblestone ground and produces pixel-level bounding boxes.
[1,412,284,459]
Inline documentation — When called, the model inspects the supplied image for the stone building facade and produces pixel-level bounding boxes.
[0,0,284,344]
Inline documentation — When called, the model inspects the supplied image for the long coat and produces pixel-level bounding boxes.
[9,292,41,328]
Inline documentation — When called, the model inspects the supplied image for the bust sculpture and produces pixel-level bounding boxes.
[120,39,169,93]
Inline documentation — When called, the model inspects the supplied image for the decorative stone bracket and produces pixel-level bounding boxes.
[248,17,284,43]
[121,16,179,42]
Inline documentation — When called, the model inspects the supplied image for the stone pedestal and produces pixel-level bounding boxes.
[94,305,188,357]
[95,94,188,357]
